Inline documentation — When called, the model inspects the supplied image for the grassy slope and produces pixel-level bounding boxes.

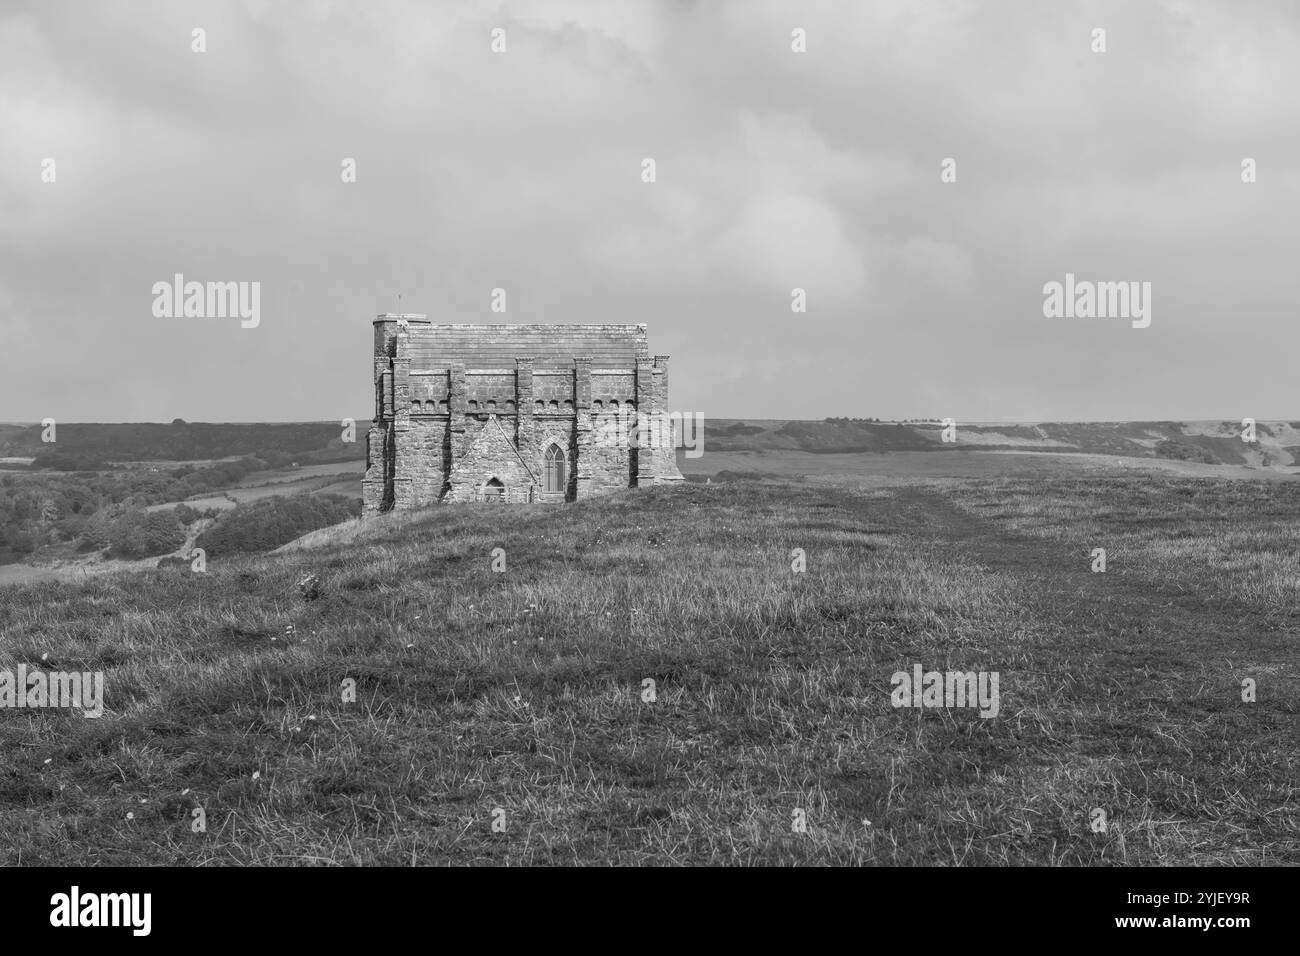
[0,479,1296,865]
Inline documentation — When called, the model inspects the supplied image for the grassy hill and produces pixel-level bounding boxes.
[0,421,366,464]
[704,419,1300,469]
[1,478,1295,864]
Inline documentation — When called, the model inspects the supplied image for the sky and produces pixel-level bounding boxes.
[2,0,1298,423]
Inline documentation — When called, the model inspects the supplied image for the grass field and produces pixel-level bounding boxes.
[1,475,1296,865]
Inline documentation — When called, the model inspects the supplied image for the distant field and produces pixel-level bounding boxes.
[1,476,1295,864]
[142,463,364,513]
[682,448,1298,486]
[700,418,1300,472]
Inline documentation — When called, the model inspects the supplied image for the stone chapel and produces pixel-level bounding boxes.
[362,316,684,514]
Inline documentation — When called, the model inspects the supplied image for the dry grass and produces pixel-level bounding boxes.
[1,478,1296,865]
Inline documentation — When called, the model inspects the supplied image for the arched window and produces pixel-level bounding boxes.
[549,400,559,410]
[535,400,545,412]
[483,477,504,502]
[593,400,603,410]
[468,400,478,410]
[544,444,565,494]
[486,400,497,412]
[609,399,620,410]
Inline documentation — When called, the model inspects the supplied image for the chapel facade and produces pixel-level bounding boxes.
[362,316,683,514]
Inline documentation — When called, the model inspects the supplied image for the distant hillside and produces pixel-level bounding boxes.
[704,419,1300,470]
[0,421,367,463]
[4,418,1297,471]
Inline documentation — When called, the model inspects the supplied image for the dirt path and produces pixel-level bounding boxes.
[876,486,1297,671]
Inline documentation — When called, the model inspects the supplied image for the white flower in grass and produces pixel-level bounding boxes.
[252,771,261,781]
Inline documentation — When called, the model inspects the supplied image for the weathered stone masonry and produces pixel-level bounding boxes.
[363,316,684,515]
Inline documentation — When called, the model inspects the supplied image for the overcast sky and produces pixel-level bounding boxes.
[2,0,1298,423]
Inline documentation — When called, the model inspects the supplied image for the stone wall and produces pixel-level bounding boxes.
[445,416,537,502]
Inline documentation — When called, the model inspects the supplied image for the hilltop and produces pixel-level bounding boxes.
[1,478,1295,864]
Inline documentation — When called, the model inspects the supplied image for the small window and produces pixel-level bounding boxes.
[483,477,505,502]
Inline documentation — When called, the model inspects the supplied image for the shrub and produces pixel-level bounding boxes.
[195,494,360,557]
[78,513,114,552]
[107,510,187,559]
[1155,439,1218,465]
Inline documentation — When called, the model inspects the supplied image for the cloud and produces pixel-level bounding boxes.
[2,0,1299,422]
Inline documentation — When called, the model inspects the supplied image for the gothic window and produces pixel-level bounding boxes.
[544,444,565,494]
[484,477,504,501]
